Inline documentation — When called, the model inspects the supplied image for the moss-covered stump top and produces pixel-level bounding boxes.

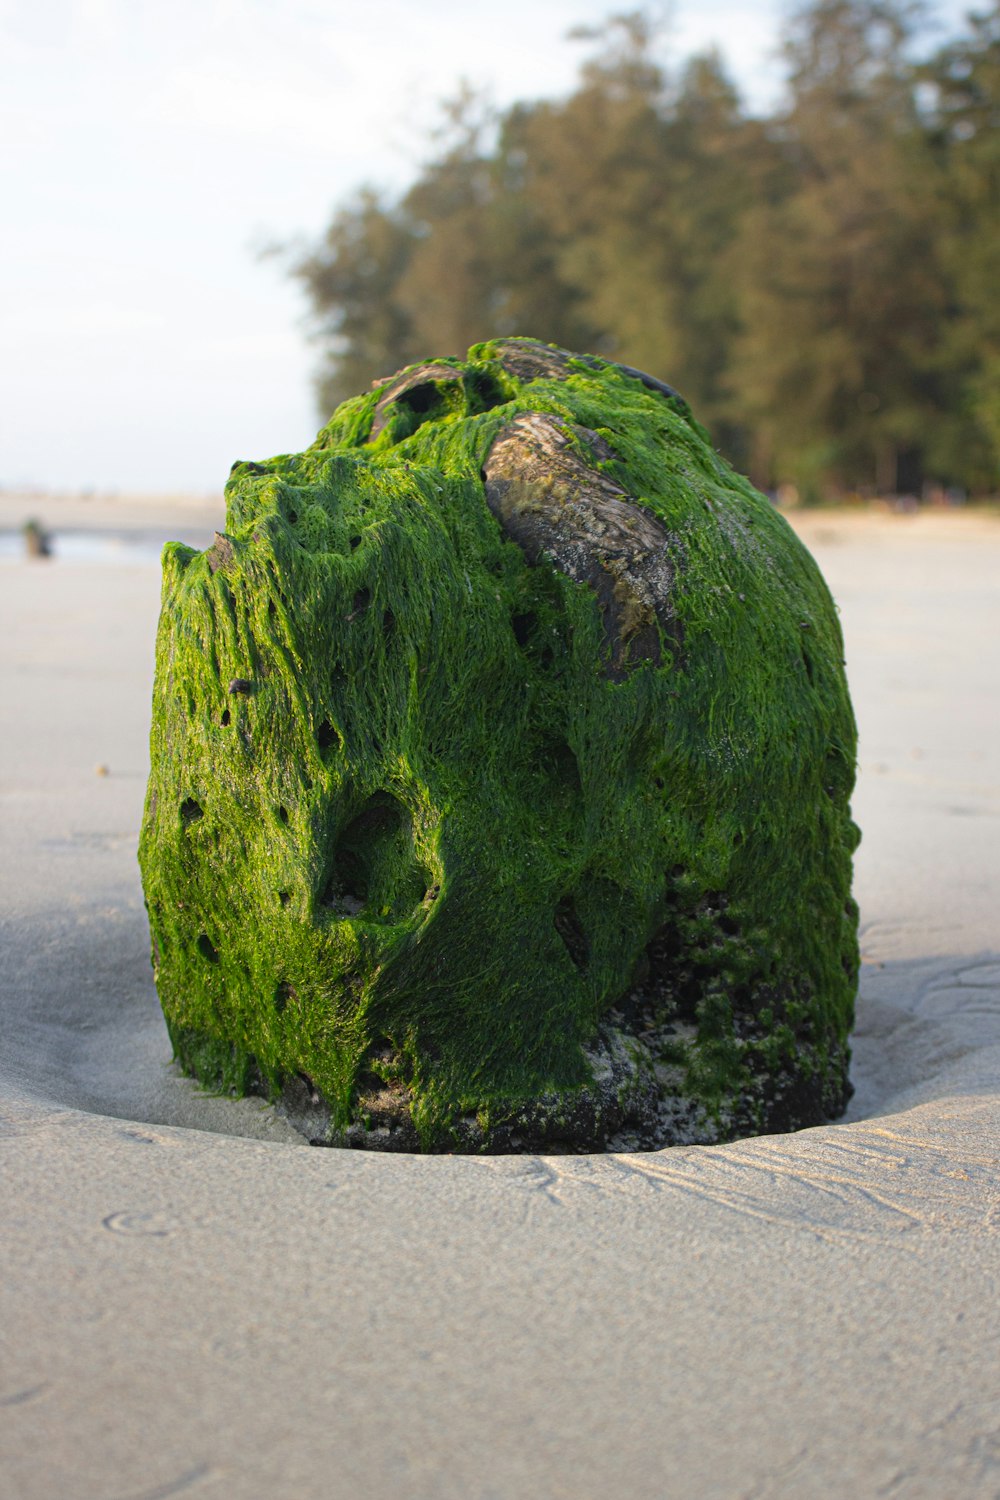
[139,338,859,1153]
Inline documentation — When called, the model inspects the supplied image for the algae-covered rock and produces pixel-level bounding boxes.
[138,338,859,1152]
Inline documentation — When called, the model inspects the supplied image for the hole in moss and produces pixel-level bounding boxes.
[801,647,815,684]
[511,611,536,648]
[718,913,740,937]
[370,369,467,444]
[554,895,589,971]
[197,933,219,963]
[468,371,507,412]
[317,719,340,753]
[322,792,430,923]
[399,381,441,416]
[349,534,362,551]
[277,805,289,825]
[350,587,371,618]
[275,981,296,1014]
[287,509,298,525]
[729,982,754,1016]
[221,709,231,726]
[180,797,203,827]
[383,608,396,639]
[320,869,365,916]
[279,891,291,908]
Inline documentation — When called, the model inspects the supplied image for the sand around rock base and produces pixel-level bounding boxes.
[1,496,999,1499]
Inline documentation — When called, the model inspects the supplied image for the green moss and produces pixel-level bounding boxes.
[138,338,859,1152]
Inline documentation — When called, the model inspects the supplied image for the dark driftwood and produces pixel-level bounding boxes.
[482,411,683,678]
[492,338,688,409]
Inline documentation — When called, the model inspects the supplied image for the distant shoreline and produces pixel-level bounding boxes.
[3,486,998,547]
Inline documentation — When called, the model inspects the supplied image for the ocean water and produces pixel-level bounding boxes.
[0,529,181,565]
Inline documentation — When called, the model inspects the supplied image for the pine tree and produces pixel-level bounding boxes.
[731,0,947,496]
[922,4,1000,490]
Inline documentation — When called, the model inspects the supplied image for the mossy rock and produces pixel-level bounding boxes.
[139,338,859,1152]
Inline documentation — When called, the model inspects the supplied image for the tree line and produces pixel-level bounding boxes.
[291,1,1000,500]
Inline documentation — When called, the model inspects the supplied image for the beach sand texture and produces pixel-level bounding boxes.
[1,498,998,1499]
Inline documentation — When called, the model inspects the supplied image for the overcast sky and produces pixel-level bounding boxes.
[1,0,974,494]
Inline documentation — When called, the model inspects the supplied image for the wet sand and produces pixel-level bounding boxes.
[2,497,998,1499]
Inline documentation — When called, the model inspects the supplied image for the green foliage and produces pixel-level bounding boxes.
[290,1,1000,497]
[139,340,858,1151]
[732,0,949,496]
[920,4,1000,489]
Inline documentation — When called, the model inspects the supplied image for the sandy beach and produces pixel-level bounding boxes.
[1,493,998,1498]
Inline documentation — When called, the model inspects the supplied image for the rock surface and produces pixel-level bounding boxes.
[138,338,859,1151]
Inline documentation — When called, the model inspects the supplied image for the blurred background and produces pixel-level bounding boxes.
[2,0,997,503]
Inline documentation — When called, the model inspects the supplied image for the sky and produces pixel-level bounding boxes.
[0,0,977,494]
